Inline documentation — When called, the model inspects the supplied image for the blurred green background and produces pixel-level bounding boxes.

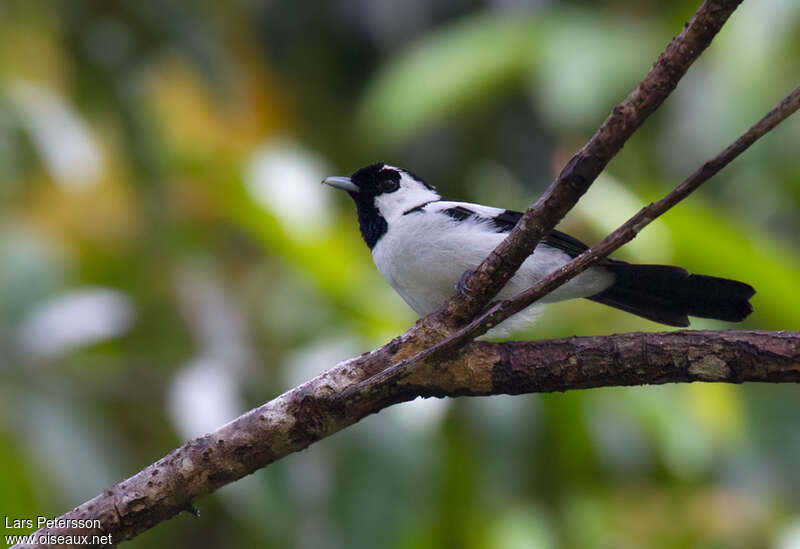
[1,1,799,548]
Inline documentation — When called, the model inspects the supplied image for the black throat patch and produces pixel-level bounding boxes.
[347,163,396,249]
[352,194,388,249]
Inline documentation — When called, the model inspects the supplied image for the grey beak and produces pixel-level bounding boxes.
[322,176,359,193]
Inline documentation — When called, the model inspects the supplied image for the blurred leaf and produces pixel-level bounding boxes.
[357,10,664,147]
[0,429,38,523]
[686,384,744,445]
[13,391,128,506]
[630,386,714,480]
[357,12,543,148]
[488,505,555,549]
[532,13,662,132]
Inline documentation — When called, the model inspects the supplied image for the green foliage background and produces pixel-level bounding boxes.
[1,1,799,548]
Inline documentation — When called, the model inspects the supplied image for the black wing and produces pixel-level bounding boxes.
[488,209,523,232]
[469,207,591,259]
[441,206,476,221]
[543,229,590,258]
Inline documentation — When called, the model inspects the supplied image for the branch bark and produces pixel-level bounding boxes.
[16,331,800,548]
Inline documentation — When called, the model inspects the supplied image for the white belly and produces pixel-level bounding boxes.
[371,214,613,336]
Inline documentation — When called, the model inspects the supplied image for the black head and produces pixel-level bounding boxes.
[323,162,439,249]
[349,162,435,196]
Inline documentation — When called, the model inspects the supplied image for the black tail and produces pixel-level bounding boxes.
[588,263,755,327]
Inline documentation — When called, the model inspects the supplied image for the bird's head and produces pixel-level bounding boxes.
[323,163,440,248]
[324,162,439,220]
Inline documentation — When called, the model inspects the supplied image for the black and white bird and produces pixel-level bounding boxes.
[324,162,754,336]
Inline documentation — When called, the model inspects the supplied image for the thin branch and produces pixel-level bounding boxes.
[440,0,744,327]
[340,85,800,401]
[16,331,800,548]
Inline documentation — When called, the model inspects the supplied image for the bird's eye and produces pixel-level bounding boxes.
[380,179,400,193]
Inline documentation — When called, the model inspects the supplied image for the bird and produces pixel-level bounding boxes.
[323,162,755,336]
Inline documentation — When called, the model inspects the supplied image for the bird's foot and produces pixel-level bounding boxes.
[455,270,473,297]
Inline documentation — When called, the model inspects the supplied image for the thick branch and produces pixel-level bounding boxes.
[17,331,800,548]
[441,0,744,326]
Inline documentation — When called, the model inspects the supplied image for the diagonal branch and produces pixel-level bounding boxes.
[440,0,745,327]
[16,330,800,547]
[339,84,800,401]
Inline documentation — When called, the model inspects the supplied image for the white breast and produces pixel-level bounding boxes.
[371,208,614,336]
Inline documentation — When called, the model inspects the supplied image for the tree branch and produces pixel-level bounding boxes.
[17,331,800,547]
